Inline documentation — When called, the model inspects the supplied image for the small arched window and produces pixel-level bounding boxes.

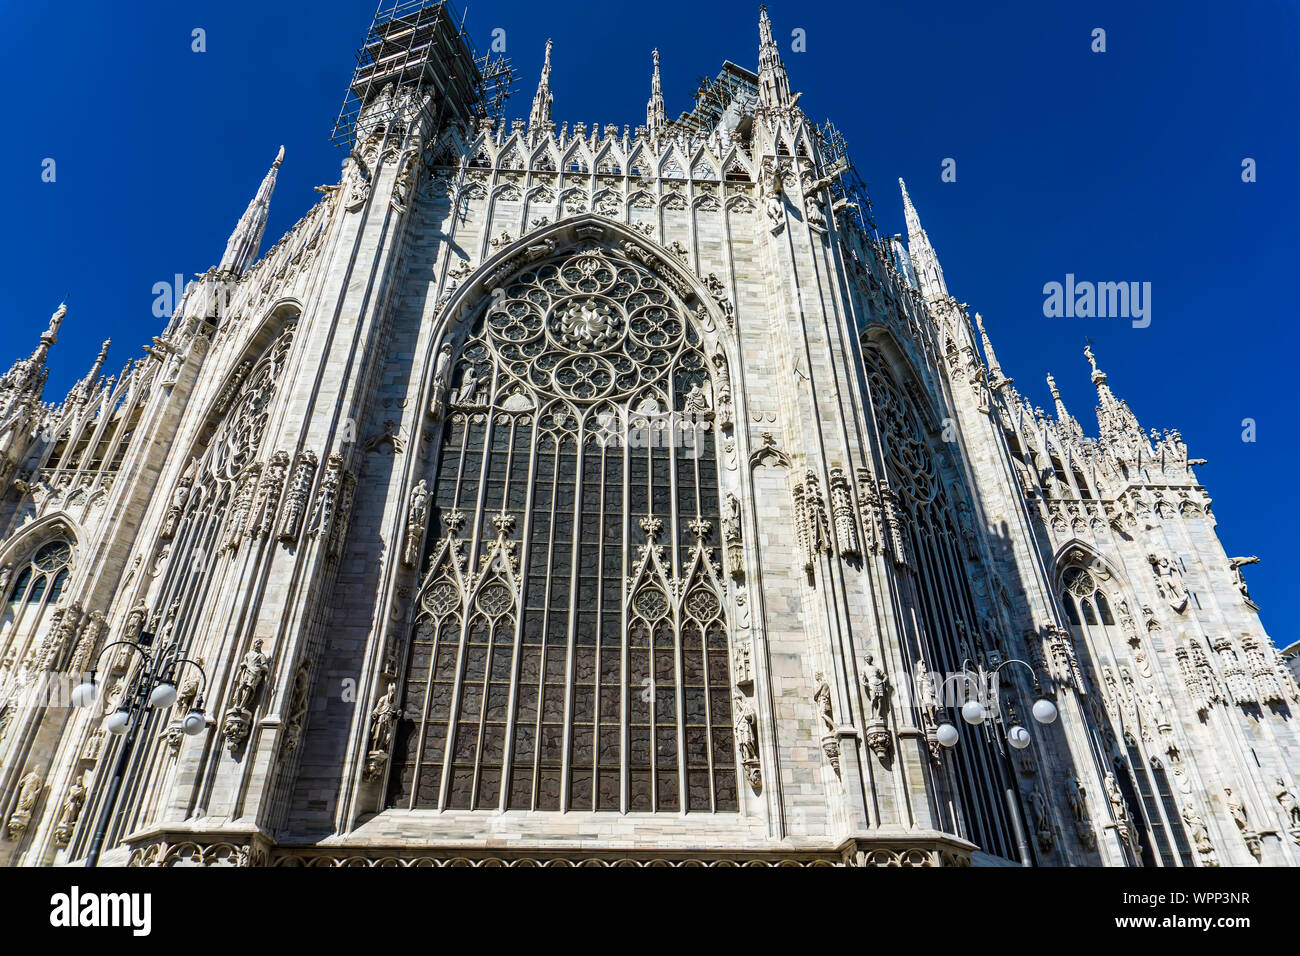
[1060,566,1117,630]
[6,541,72,607]
[0,540,75,681]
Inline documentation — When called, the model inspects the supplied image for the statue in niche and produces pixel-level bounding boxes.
[1181,802,1217,864]
[453,364,479,405]
[403,479,429,568]
[429,343,452,419]
[916,659,938,722]
[7,770,42,840]
[1066,775,1086,821]
[813,672,835,736]
[1224,787,1248,833]
[230,639,270,714]
[54,770,89,847]
[364,683,401,781]
[122,598,149,643]
[734,694,758,764]
[1276,778,1300,828]
[1029,786,1053,853]
[1104,771,1133,847]
[862,653,891,722]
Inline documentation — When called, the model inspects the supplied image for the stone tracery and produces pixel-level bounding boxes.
[389,244,739,814]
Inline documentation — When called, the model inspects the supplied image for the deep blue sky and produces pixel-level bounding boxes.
[3,1,1296,634]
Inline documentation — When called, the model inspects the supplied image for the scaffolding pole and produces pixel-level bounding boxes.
[330,0,515,155]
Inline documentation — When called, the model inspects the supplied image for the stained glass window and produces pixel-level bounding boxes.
[389,246,738,813]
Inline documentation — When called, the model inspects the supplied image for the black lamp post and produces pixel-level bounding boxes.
[71,633,208,867]
[934,658,1058,751]
[932,658,1059,867]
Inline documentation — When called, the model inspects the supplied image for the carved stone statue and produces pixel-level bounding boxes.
[1148,553,1189,612]
[453,364,479,405]
[7,769,42,840]
[222,639,271,753]
[54,770,89,847]
[282,659,311,756]
[1104,770,1133,849]
[230,639,270,713]
[764,191,784,233]
[160,458,197,540]
[1181,802,1217,865]
[1029,786,1053,853]
[721,492,741,541]
[176,656,205,713]
[368,683,399,754]
[403,479,429,568]
[683,382,711,412]
[804,196,825,231]
[916,658,938,721]
[1276,777,1300,827]
[1228,555,1259,604]
[1224,786,1247,832]
[861,653,893,761]
[956,501,978,560]
[122,598,149,642]
[733,693,761,790]
[364,682,401,781]
[1224,786,1263,861]
[429,343,452,420]
[813,672,834,736]
[763,166,786,234]
[1066,774,1087,821]
[734,694,758,764]
[862,653,890,721]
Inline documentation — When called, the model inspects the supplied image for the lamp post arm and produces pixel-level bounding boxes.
[992,658,1038,684]
[171,657,209,699]
[85,640,151,680]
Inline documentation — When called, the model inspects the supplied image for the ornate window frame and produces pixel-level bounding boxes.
[389,237,742,814]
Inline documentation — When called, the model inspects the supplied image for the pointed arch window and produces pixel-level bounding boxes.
[390,244,738,813]
[862,349,1024,862]
[6,541,72,608]
[0,540,74,682]
[1122,733,1175,866]
[1151,760,1195,866]
[1061,566,1114,627]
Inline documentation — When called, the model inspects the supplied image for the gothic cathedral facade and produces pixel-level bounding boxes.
[1,4,1296,867]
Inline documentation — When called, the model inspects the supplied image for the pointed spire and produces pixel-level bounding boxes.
[69,339,111,405]
[1046,373,1069,419]
[218,146,284,275]
[898,178,948,301]
[756,5,793,110]
[529,39,555,130]
[25,303,64,368]
[899,178,922,237]
[646,49,667,136]
[1084,345,1142,439]
[974,313,1009,386]
[0,302,65,413]
[1084,344,1117,404]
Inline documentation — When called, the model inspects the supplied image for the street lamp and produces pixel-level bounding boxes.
[930,658,1058,868]
[935,659,1056,752]
[72,632,208,867]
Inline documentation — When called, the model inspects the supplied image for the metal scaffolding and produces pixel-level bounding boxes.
[818,120,878,235]
[674,61,760,139]
[331,0,515,154]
